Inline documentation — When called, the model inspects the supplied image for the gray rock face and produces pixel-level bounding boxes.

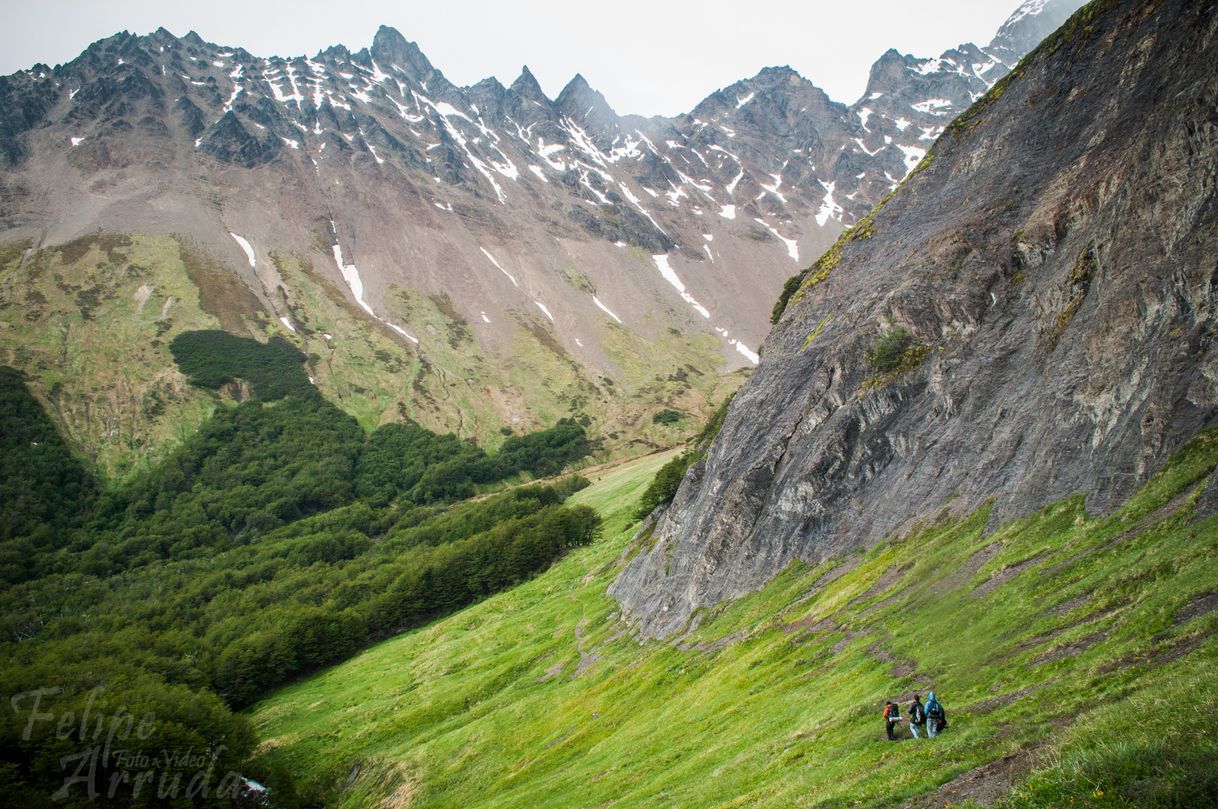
[611,0,1218,638]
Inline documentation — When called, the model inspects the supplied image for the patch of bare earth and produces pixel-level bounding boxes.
[780,613,838,640]
[961,686,1039,715]
[1175,590,1218,624]
[866,632,922,679]
[377,763,418,809]
[927,543,1002,597]
[1000,604,1106,661]
[859,590,903,618]
[846,565,906,610]
[1042,486,1200,577]
[829,631,864,654]
[787,555,863,609]
[1098,630,1212,673]
[973,552,1048,598]
[572,618,600,675]
[1091,590,1214,672]
[904,747,1040,808]
[676,627,750,653]
[778,614,868,651]
[1032,629,1109,665]
[1048,594,1090,617]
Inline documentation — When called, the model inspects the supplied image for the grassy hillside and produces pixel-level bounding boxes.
[0,234,231,479]
[250,433,1218,808]
[0,236,741,481]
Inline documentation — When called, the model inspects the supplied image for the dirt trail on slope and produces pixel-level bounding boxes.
[904,747,1041,808]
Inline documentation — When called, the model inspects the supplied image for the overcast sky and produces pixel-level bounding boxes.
[1,0,1030,116]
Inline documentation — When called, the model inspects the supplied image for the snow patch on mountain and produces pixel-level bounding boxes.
[753,218,799,261]
[911,98,954,115]
[480,248,519,288]
[386,322,420,344]
[896,143,927,174]
[816,182,843,227]
[331,240,374,316]
[593,295,623,324]
[229,232,256,268]
[653,254,710,319]
[713,326,759,365]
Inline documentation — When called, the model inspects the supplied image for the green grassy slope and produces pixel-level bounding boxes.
[0,234,232,479]
[249,434,1218,808]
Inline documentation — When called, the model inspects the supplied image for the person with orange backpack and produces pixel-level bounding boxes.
[883,700,902,740]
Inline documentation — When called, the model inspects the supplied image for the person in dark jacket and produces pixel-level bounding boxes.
[883,700,902,740]
[908,694,926,739]
[926,691,946,737]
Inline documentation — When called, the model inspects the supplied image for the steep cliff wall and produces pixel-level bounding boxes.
[612,0,1218,637]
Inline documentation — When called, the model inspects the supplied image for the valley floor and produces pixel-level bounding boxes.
[250,437,1218,807]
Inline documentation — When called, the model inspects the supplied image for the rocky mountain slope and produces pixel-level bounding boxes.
[0,1,1081,474]
[612,0,1218,637]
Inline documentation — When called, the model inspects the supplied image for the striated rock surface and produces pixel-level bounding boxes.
[611,0,1218,637]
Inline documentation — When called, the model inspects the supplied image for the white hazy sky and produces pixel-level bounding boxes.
[1,0,1029,115]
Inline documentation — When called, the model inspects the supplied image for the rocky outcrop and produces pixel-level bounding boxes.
[611,0,1218,637]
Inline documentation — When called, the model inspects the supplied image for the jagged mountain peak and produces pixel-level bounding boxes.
[696,65,837,119]
[990,0,1082,58]
[370,25,433,77]
[470,75,507,95]
[752,64,802,83]
[556,72,618,130]
[556,73,603,106]
[510,65,546,99]
[319,43,352,61]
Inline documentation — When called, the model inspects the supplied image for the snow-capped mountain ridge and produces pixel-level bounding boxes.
[0,0,1085,453]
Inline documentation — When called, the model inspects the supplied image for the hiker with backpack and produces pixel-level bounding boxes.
[883,700,902,740]
[908,694,926,739]
[926,691,946,737]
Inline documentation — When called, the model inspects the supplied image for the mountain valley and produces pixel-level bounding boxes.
[3,0,1217,807]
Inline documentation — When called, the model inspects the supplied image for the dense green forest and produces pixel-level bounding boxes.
[0,368,99,578]
[0,332,600,806]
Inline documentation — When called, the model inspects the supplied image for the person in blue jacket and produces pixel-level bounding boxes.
[925,691,946,737]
